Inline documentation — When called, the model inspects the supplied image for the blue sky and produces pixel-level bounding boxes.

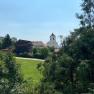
[0,0,81,43]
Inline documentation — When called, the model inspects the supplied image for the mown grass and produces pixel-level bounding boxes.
[16,58,44,85]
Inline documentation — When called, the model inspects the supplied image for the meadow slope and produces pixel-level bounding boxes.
[16,57,44,85]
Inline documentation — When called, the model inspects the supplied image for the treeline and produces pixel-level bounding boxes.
[0,35,49,59]
[0,34,17,50]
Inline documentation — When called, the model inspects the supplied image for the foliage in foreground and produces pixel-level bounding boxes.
[0,52,23,94]
[39,0,94,94]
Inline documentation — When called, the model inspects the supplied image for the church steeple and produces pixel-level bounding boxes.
[51,33,55,36]
[47,33,59,48]
[50,33,56,41]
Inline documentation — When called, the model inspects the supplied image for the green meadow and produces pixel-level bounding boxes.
[16,58,44,85]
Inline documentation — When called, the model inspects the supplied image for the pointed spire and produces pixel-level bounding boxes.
[51,33,55,36]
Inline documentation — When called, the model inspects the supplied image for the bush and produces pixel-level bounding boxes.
[0,52,23,94]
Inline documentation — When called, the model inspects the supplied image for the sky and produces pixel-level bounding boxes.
[0,0,81,43]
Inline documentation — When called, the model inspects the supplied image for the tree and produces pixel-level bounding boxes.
[14,40,32,57]
[2,34,12,49]
[0,42,2,49]
[40,48,49,59]
[76,60,90,93]
[77,0,94,28]
[32,47,49,59]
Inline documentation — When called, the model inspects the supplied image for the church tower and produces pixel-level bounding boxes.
[47,33,59,48]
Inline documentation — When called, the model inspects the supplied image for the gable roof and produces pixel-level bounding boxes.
[31,41,45,47]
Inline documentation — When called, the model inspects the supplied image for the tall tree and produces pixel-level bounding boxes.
[77,0,94,28]
[2,34,12,49]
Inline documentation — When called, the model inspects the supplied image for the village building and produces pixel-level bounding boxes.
[31,41,46,48]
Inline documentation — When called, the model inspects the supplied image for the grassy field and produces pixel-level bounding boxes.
[16,58,44,85]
